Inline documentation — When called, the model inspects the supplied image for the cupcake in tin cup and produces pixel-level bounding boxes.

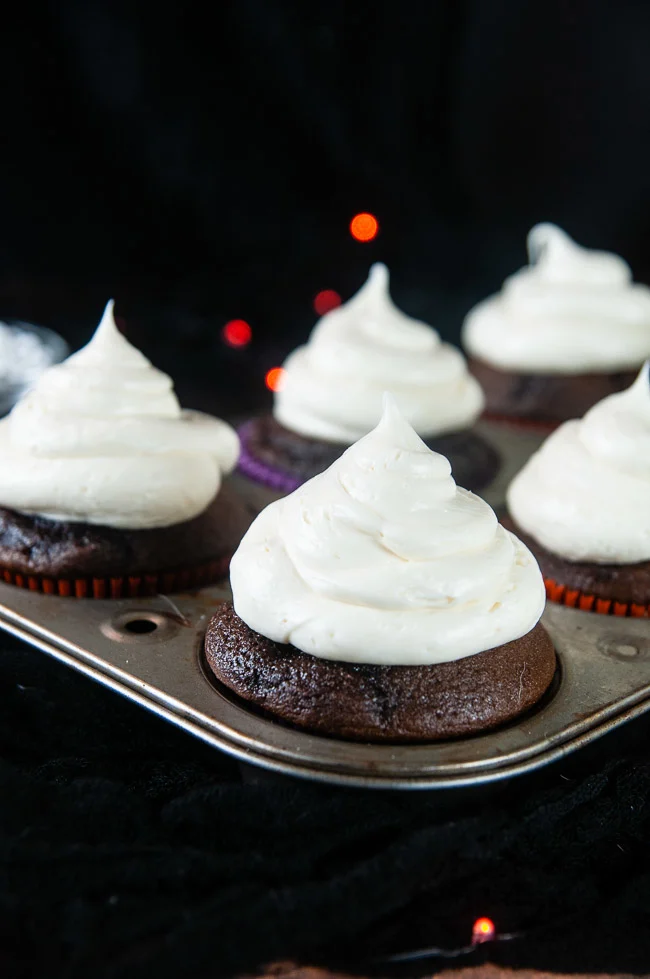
[462,224,650,428]
[506,364,650,615]
[207,397,554,743]
[0,301,251,597]
[239,263,499,494]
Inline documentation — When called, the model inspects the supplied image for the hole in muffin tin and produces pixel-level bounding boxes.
[125,618,157,635]
[101,611,180,643]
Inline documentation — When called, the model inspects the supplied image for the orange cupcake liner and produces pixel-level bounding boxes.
[544,576,650,617]
[0,555,231,599]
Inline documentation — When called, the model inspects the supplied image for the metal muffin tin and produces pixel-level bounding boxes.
[1,419,649,789]
[3,579,650,789]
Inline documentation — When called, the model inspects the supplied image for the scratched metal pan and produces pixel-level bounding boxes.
[1,578,650,789]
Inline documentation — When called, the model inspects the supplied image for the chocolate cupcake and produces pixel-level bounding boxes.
[0,301,251,597]
[207,397,554,742]
[462,224,650,428]
[507,365,650,616]
[239,264,499,494]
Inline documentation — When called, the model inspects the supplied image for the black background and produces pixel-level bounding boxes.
[3,2,650,976]
[4,1,650,413]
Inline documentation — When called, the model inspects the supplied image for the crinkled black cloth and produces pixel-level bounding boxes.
[2,635,650,979]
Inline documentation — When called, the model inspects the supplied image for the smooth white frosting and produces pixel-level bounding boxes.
[507,364,650,563]
[274,263,484,442]
[231,396,545,665]
[462,224,650,373]
[0,301,240,529]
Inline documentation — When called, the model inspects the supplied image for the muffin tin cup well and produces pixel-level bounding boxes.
[1,578,650,789]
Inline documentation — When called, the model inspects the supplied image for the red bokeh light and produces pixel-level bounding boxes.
[265,367,286,392]
[472,917,496,944]
[350,212,379,242]
[313,289,342,316]
[222,319,252,348]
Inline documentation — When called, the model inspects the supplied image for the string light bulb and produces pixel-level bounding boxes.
[313,290,342,316]
[350,212,379,242]
[265,367,286,392]
[222,319,252,348]
[472,917,496,945]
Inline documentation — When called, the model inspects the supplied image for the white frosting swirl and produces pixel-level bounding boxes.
[231,396,545,665]
[462,224,650,373]
[0,301,240,529]
[507,364,650,563]
[275,263,484,442]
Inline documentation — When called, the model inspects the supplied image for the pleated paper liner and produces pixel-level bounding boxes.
[545,576,650,617]
[0,554,231,599]
[237,421,302,494]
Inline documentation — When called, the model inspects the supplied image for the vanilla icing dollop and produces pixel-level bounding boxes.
[231,397,544,665]
[462,224,650,373]
[0,301,240,529]
[275,263,483,443]
[507,364,650,563]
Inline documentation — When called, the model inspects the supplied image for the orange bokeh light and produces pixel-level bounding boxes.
[222,319,252,348]
[265,367,286,392]
[313,289,342,316]
[350,212,379,242]
[472,917,496,944]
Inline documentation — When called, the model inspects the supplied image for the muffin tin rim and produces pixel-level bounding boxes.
[1,581,650,789]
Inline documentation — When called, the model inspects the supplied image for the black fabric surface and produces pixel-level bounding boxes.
[3,632,650,979]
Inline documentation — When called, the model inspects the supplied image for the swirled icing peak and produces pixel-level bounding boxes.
[526,223,631,284]
[462,224,650,373]
[231,395,545,665]
[0,301,240,529]
[507,363,650,563]
[274,263,484,443]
